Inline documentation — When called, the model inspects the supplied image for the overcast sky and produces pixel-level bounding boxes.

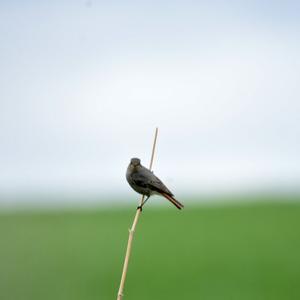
[1,1,300,204]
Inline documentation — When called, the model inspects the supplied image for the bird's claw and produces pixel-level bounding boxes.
[137,205,143,211]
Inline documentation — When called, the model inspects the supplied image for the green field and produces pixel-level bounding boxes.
[1,201,300,300]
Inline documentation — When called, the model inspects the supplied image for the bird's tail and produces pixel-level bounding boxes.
[161,193,184,210]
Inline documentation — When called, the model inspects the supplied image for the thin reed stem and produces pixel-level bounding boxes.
[117,128,159,300]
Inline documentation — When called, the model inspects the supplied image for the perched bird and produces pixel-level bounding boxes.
[126,157,184,210]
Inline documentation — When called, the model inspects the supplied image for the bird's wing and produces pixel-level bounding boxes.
[131,166,174,196]
[141,167,174,196]
[148,177,174,196]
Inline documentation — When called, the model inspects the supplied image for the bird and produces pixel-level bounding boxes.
[126,157,184,210]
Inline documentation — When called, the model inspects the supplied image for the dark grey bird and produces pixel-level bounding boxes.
[126,157,184,210]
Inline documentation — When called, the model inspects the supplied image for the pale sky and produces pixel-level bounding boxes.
[1,1,300,204]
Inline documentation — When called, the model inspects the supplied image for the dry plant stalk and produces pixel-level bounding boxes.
[117,127,159,300]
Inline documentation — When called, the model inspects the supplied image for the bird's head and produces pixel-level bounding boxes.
[130,157,141,167]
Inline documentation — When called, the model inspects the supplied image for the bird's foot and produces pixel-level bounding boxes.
[137,205,143,211]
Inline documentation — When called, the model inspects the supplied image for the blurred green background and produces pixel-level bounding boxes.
[1,199,300,300]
